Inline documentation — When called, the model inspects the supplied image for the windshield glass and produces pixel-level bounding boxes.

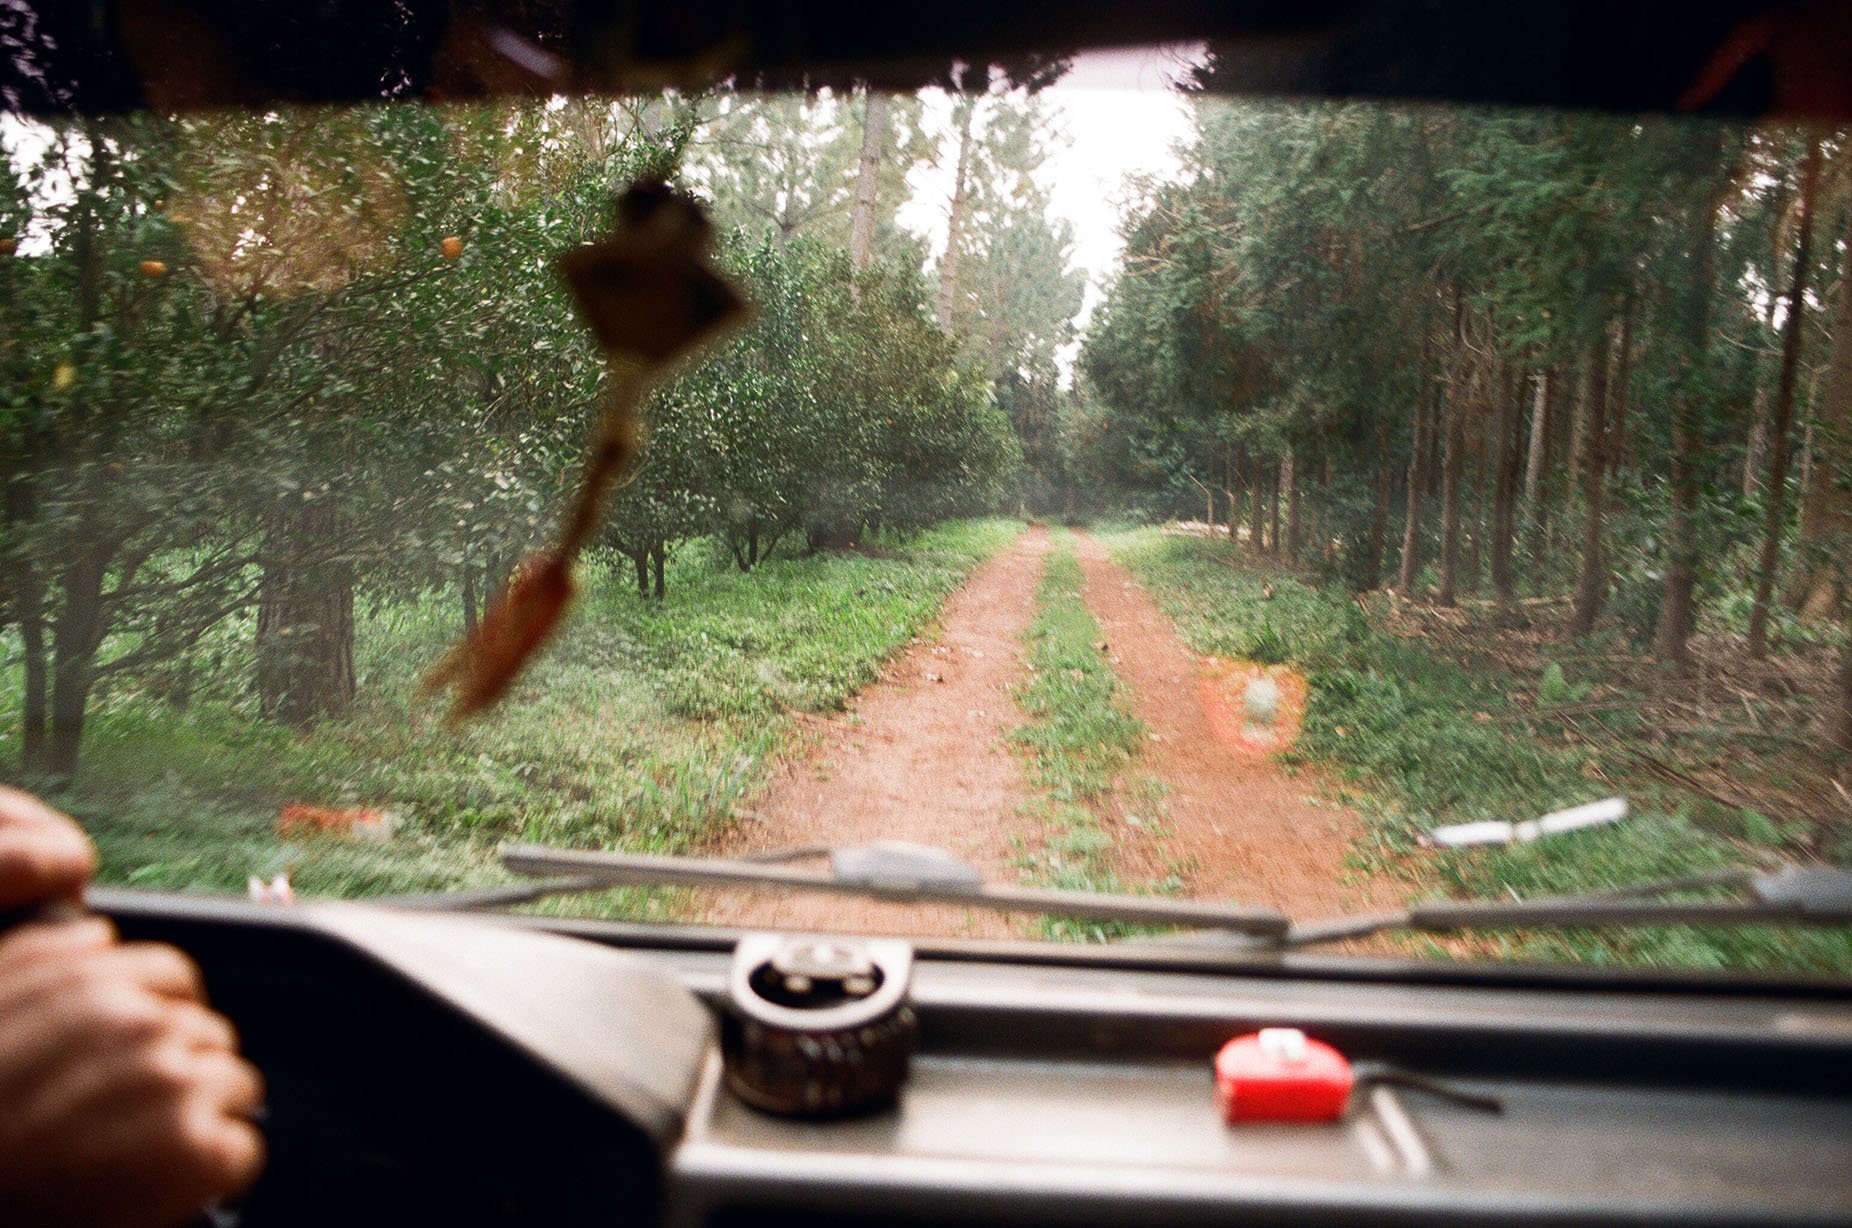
[3,47,1849,975]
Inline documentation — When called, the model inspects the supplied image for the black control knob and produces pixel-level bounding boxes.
[720,934,915,1118]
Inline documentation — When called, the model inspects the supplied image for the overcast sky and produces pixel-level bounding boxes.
[5,43,1204,343]
[896,43,1204,343]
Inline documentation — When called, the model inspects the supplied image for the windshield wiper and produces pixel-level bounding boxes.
[1266,864,1852,950]
[480,840,1852,952]
[496,840,1292,937]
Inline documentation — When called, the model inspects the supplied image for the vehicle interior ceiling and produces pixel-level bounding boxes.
[8,2,1852,1227]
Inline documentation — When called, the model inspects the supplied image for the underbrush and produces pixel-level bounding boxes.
[3,518,1023,911]
[1101,525,1852,976]
[1011,531,1178,941]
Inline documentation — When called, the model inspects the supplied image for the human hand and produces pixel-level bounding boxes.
[0,784,95,915]
[0,789,266,1228]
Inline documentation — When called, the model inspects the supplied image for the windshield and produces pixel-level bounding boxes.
[3,47,1849,976]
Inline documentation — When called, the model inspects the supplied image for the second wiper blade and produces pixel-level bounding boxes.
[1278,865,1852,949]
[500,841,1291,937]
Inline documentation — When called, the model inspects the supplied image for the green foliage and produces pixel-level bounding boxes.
[1,93,1028,778]
[1074,85,1843,690]
[606,235,1020,580]
[1537,662,1592,707]
[1009,532,1170,941]
[1013,542,1147,802]
[1103,525,1852,975]
[4,519,1021,906]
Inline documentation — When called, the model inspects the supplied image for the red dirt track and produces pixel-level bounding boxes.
[699,524,1380,937]
[1069,531,1383,919]
[695,527,1051,937]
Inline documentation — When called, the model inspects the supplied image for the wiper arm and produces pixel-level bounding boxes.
[411,841,1846,956]
[497,841,1292,938]
[1263,864,1852,951]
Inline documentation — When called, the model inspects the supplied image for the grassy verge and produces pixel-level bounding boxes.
[4,518,1024,914]
[1100,525,1852,975]
[1010,530,1177,941]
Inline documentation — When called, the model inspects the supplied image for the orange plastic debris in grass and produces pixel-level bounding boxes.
[1199,659,1309,757]
[277,803,393,840]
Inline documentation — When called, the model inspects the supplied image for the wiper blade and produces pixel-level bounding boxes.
[498,841,1291,937]
[1260,864,1852,951]
[374,875,611,912]
[473,841,1847,955]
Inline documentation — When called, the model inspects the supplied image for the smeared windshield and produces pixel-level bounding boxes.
[2,49,1848,975]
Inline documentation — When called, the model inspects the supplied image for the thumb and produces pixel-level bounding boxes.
[0,787,96,911]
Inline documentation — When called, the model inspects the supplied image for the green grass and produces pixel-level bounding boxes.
[3,518,1024,913]
[1010,530,1178,941]
[1099,525,1852,976]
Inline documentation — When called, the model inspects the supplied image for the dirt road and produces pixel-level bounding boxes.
[699,524,1379,936]
[1069,531,1384,918]
[695,526,1052,937]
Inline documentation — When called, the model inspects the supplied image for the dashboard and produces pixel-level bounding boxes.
[98,889,1852,1228]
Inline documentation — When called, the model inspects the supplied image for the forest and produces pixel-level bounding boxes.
[1074,71,1852,808]
[2,63,1850,953]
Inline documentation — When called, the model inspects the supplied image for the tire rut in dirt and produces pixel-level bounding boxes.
[1067,530,1387,919]
[695,526,1052,938]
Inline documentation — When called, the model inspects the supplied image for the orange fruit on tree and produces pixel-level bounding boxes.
[441,235,463,260]
[140,259,167,278]
[0,237,16,256]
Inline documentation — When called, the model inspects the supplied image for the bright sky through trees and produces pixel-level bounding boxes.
[896,44,1200,347]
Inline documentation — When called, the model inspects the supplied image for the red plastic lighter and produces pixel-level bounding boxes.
[1214,1028,1355,1123]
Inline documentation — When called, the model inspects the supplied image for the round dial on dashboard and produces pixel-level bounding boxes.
[720,934,916,1118]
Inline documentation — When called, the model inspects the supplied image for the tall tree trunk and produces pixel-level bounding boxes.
[652,540,666,600]
[1269,461,1283,555]
[1465,431,1488,593]
[1655,147,1729,674]
[4,476,50,774]
[1743,388,1770,497]
[1361,422,1393,591]
[47,544,110,779]
[1747,137,1823,658]
[849,90,888,272]
[1436,392,1466,607]
[1522,367,1551,536]
[1436,300,1470,609]
[1535,366,1567,575]
[39,127,115,778]
[1284,449,1302,563]
[1540,364,1570,563]
[632,548,650,597]
[1784,178,1852,618]
[1397,391,1431,594]
[1233,443,1249,542]
[1518,364,1548,585]
[255,496,356,727]
[1611,303,1636,475]
[1743,263,1787,496]
[1491,364,1522,610]
[1569,330,1615,637]
[935,97,977,330]
[1248,451,1266,552]
[1424,390,1444,498]
[1221,443,1235,540]
[1317,452,1334,566]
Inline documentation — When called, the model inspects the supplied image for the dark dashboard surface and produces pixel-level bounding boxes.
[99,890,1852,1228]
